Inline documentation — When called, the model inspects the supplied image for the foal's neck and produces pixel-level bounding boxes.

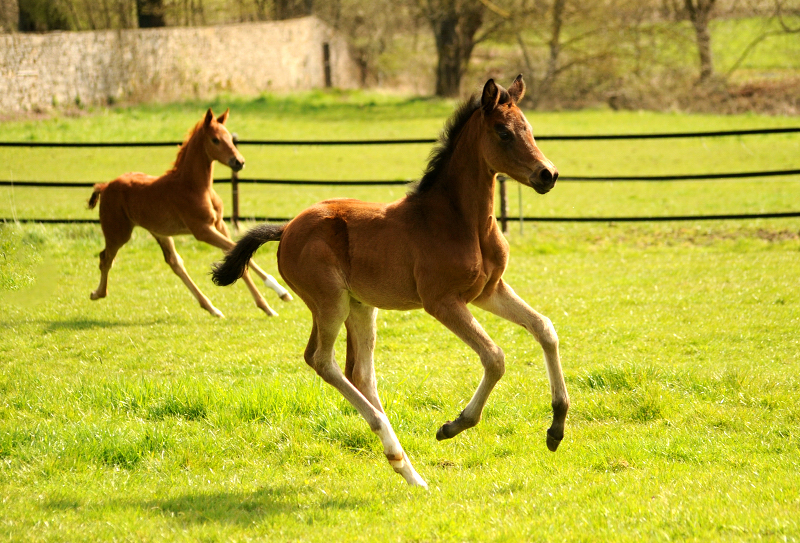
[438,114,497,231]
[175,131,214,189]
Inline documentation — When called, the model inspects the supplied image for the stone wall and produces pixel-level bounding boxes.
[0,16,359,112]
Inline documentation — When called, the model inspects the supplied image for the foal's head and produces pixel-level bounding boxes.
[479,75,558,194]
[200,108,245,172]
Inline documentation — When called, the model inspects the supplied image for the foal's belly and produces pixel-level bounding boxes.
[348,283,425,311]
[132,213,192,237]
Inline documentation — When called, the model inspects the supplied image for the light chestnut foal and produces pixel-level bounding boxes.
[213,77,569,487]
[88,108,291,317]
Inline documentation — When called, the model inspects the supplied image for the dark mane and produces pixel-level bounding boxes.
[408,86,511,196]
[408,94,482,196]
[170,120,204,172]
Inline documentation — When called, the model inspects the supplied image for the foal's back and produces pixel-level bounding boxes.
[98,169,197,237]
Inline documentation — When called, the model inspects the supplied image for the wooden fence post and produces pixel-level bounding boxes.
[323,43,332,88]
[498,174,508,234]
[231,133,240,233]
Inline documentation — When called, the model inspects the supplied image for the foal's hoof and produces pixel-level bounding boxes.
[90,291,104,301]
[259,305,278,317]
[546,429,563,452]
[436,422,454,441]
[280,292,293,302]
[208,308,225,318]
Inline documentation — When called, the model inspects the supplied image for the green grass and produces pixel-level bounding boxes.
[1,220,799,541]
[1,94,799,541]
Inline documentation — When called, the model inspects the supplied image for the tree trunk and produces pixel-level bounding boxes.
[136,0,165,27]
[1,0,19,31]
[425,0,484,97]
[18,0,71,31]
[432,12,461,97]
[543,0,566,93]
[684,0,716,81]
[274,0,312,20]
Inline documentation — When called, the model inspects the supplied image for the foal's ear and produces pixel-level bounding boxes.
[204,108,215,127]
[217,109,229,125]
[481,79,500,115]
[508,74,525,103]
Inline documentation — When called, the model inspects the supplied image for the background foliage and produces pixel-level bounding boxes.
[2,0,798,111]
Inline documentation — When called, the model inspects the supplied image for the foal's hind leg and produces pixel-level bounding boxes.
[304,297,426,487]
[344,301,383,412]
[153,235,224,317]
[91,216,133,300]
[91,246,122,300]
[473,279,569,452]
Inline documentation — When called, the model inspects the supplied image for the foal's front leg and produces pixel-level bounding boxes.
[424,298,506,440]
[473,279,569,451]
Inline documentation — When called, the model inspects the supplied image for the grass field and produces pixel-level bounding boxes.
[1,93,799,541]
[1,91,799,222]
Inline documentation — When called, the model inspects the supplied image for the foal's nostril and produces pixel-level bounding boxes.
[540,169,553,184]
[552,170,559,182]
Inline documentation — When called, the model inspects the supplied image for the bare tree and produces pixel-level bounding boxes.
[274,0,312,19]
[0,0,19,31]
[775,0,800,32]
[512,0,624,107]
[420,0,486,96]
[136,0,165,27]
[252,0,269,20]
[115,0,134,27]
[18,0,72,30]
[719,0,800,79]
[683,0,716,81]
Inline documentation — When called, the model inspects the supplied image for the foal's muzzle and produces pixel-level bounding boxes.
[228,157,245,172]
[531,167,558,194]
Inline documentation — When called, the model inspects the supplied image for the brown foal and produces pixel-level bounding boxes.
[213,76,569,487]
[88,108,291,317]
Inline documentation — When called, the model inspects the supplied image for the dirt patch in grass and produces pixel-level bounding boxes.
[680,78,800,116]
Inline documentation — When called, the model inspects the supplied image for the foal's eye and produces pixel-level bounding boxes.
[211,137,220,145]
[494,125,512,141]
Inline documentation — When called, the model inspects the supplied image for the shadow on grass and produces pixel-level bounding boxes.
[47,318,171,332]
[0,317,172,332]
[125,484,368,525]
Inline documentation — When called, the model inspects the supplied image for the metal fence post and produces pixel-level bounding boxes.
[498,174,508,234]
[231,133,240,233]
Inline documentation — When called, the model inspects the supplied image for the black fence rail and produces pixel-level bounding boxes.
[1,126,799,226]
[4,126,799,147]
[5,168,800,188]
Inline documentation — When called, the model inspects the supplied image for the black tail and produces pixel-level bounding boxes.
[212,223,286,286]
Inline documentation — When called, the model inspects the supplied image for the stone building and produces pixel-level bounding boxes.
[0,16,359,112]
